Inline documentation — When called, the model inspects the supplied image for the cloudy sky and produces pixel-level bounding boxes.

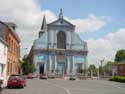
[0,0,125,66]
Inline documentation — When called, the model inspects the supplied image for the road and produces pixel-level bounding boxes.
[1,78,125,94]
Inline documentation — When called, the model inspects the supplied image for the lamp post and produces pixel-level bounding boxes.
[100,59,105,77]
[97,63,100,80]
[97,59,105,80]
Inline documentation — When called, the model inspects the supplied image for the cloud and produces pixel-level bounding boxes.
[87,28,125,67]
[70,14,110,32]
[0,0,56,56]
[0,0,124,67]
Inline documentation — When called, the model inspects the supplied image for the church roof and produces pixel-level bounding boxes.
[48,18,75,27]
[41,15,47,30]
[48,9,75,28]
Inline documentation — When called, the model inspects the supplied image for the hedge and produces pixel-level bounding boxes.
[109,76,125,82]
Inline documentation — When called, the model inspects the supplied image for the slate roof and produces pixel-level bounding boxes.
[0,21,20,42]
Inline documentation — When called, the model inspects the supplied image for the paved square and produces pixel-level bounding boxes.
[1,79,125,94]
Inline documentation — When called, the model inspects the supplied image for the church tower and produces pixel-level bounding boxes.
[39,15,47,38]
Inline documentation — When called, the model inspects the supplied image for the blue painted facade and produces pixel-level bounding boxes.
[31,10,88,76]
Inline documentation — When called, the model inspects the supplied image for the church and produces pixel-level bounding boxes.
[29,9,88,77]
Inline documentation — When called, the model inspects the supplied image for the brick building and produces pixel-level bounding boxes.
[0,21,20,77]
[117,61,125,76]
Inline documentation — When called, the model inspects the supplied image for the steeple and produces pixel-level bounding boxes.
[59,8,63,19]
[41,15,47,30]
[39,15,47,38]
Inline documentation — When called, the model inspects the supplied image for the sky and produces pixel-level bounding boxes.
[0,0,125,66]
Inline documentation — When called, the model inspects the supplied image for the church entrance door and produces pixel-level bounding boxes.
[39,64,44,74]
[57,62,65,77]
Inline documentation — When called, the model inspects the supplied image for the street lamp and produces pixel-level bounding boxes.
[97,63,100,80]
[100,59,105,77]
[97,59,105,80]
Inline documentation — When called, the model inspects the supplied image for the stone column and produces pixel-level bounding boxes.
[71,31,75,49]
[84,56,88,77]
[44,63,46,73]
[54,30,57,49]
[48,30,50,49]
[84,56,88,70]
[71,31,73,49]
[54,55,57,71]
[47,55,49,74]
[66,56,70,75]
[49,55,52,73]
[72,55,75,75]
[66,31,68,49]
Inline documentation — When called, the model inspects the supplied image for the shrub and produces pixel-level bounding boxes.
[109,76,125,82]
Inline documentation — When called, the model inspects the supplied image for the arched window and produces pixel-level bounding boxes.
[57,31,66,49]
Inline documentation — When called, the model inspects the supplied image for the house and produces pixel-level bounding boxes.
[117,60,125,76]
[0,38,8,87]
[0,21,20,78]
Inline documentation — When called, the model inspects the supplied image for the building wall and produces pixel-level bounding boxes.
[117,64,125,76]
[32,16,88,76]
[33,30,87,75]
[0,40,8,87]
[33,52,86,75]
[0,21,20,77]
[6,29,20,76]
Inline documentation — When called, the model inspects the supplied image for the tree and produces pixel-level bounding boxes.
[21,55,36,75]
[77,67,84,73]
[104,61,114,75]
[101,61,117,76]
[88,64,97,75]
[115,49,125,62]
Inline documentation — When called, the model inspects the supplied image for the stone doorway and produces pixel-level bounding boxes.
[39,64,44,74]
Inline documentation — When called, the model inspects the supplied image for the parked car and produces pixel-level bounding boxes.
[7,74,26,88]
[40,73,48,79]
[27,73,34,79]
[69,75,76,80]
[0,79,3,89]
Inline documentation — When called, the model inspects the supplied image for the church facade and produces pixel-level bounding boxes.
[30,10,88,76]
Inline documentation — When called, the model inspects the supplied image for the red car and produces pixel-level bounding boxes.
[27,73,34,79]
[40,73,48,79]
[0,79,3,89]
[7,74,26,88]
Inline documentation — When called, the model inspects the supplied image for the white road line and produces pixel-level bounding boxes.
[64,88,72,94]
[71,89,92,91]
[42,80,72,94]
[107,83,125,91]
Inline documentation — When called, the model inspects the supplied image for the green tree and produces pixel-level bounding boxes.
[101,61,117,75]
[77,67,84,73]
[21,55,36,75]
[115,49,125,62]
[104,61,114,74]
[88,64,97,74]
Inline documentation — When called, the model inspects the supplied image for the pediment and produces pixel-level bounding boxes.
[48,18,75,27]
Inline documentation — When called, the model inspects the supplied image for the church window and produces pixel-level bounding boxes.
[57,31,66,49]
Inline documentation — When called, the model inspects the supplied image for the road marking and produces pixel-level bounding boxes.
[71,89,92,91]
[107,83,125,91]
[42,80,72,94]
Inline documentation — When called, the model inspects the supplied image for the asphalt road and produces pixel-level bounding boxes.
[1,78,125,94]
